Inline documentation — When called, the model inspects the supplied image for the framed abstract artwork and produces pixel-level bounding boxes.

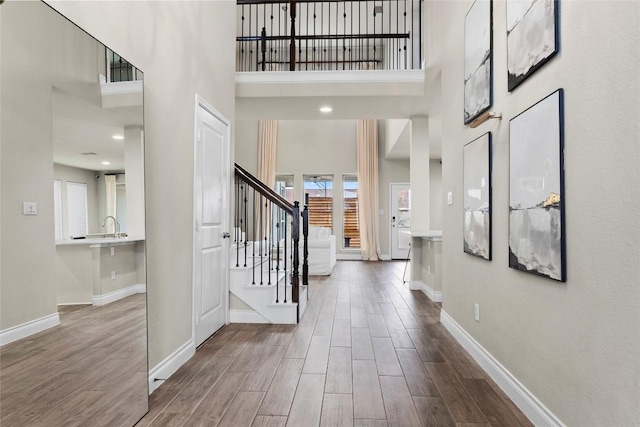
[506,0,559,91]
[509,89,565,281]
[464,0,493,124]
[463,132,492,260]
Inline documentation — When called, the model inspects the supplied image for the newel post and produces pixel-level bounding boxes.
[302,193,309,288]
[291,201,300,307]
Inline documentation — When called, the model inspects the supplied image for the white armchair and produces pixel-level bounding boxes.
[305,226,336,275]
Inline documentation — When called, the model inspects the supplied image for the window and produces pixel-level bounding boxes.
[343,175,360,248]
[53,180,62,241]
[273,175,294,241]
[66,181,88,238]
[304,175,333,232]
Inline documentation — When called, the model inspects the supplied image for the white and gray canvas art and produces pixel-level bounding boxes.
[464,0,492,123]
[509,90,565,281]
[507,0,557,91]
[463,133,491,260]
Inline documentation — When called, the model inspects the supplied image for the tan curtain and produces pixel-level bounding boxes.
[257,120,278,240]
[356,119,380,261]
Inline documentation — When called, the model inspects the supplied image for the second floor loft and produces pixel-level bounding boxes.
[236,0,424,72]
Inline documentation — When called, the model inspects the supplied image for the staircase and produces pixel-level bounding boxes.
[230,164,309,324]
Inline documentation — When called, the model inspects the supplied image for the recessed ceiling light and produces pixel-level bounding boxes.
[102,161,111,165]
[319,106,333,113]
[112,135,124,140]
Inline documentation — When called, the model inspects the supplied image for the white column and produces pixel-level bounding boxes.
[124,125,145,237]
[409,116,430,284]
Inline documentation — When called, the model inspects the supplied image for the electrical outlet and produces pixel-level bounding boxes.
[110,247,115,256]
[23,202,38,215]
[111,271,116,280]
[447,192,453,205]
[474,303,480,322]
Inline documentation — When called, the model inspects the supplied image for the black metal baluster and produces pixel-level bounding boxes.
[284,211,288,303]
[404,0,408,69]
[270,4,274,70]
[328,2,332,69]
[373,5,377,70]
[313,2,317,71]
[419,0,422,68]
[275,207,280,303]
[336,2,339,69]
[236,178,240,267]
[411,0,414,69]
[260,193,264,285]
[366,2,369,69]
[350,0,353,70]
[243,184,248,267]
[268,200,272,285]
[252,188,256,285]
[343,5,346,70]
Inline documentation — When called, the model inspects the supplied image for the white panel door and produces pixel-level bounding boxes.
[390,183,411,260]
[194,103,229,347]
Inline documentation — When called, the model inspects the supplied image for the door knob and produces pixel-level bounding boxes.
[222,232,231,239]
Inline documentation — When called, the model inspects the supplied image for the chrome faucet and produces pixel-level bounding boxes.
[102,215,120,238]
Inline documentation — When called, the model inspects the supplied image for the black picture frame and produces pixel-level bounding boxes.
[464,0,493,124]
[509,89,566,281]
[506,0,560,91]
[463,132,492,260]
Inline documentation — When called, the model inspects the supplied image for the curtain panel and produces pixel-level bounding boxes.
[356,119,380,261]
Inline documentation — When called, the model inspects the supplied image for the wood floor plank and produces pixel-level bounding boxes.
[461,378,533,427]
[162,356,234,414]
[354,419,388,426]
[252,415,288,427]
[412,396,456,427]
[335,301,351,320]
[367,314,390,338]
[351,327,375,360]
[228,328,273,373]
[331,319,352,347]
[218,391,265,427]
[379,376,422,426]
[302,336,331,374]
[242,345,287,392]
[371,338,403,376]
[313,317,335,337]
[258,358,304,416]
[351,307,368,328]
[395,349,439,397]
[320,393,354,427]
[352,360,386,419]
[284,326,314,359]
[406,328,446,363]
[425,363,487,424]
[325,346,353,394]
[286,374,326,427]
[182,370,249,426]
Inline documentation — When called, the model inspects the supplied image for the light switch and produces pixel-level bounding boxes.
[23,202,38,215]
[110,247,115,256]
[447,192,453,205]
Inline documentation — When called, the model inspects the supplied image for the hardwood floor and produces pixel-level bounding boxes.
[0,294,148,427]
[140,261,532,427]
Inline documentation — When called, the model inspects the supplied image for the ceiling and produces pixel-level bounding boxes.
[52,88,143,172]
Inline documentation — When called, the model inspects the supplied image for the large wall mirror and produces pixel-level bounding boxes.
[0,1,148,425]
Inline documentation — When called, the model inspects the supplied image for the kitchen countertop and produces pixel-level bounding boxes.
[56,237,145,247]
[399,230,443,241]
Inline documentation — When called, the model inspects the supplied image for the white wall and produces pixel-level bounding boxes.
[434,0,640,424]
[236,119,411,259]
[9,1,237,371]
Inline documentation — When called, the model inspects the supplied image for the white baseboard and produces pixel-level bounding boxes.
[409,280,443,302]
[337,252,362,261]
[92,283,147,306]
[440,310,564,427]
[148,339,195,394]
[0,312,60,346]
[379,254,391,261]
[229,309,269,324]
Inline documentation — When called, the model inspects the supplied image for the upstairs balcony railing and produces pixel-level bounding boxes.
[236,0,423,72]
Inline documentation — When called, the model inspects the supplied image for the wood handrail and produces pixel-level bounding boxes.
[234,163,294,213]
